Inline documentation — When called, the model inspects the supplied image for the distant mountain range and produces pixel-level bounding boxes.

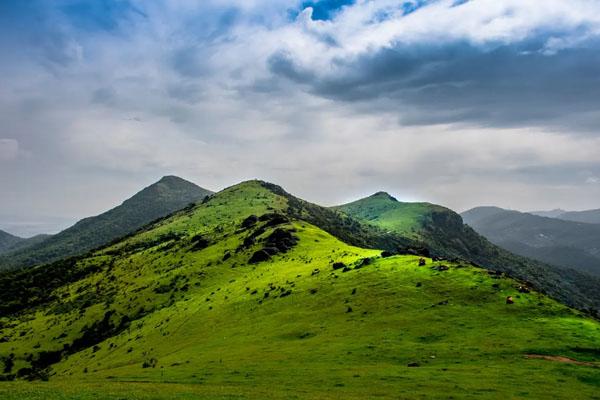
[0,176,212,270]
[557,209,600,224]
[529,209,568,218]
[530,208,600,224]
[462,206,600,277]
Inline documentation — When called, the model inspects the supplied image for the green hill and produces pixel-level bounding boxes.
[0,181,599,399]
[462,206,600,277]
[0,231,50,256]
[0,176,212,271]
[0,230,24,254]
[335,193,600,314]
[332,192,450,240]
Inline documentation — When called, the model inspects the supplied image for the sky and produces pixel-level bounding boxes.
[1,0,600,236]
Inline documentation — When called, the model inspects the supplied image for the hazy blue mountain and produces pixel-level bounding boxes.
[462,207,600,276]
[529,209,568,218]
[557,209,600,224]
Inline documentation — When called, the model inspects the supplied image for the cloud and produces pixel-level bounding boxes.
[261,0,600,133]
[1,0,600,231]
[0,139,19,161]
[586,176,599,185]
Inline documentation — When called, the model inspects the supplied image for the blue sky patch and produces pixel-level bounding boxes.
[297,0,355,21]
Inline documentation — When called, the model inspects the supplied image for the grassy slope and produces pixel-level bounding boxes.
[336,193,600,314]
[0,176,212,270]
[333,192,449,240]
[0,182,599,399]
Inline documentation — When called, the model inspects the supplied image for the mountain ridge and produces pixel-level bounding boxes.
[0,180,599,399]
[0,230,23,254]
[462,206,600,277]
[558,208,600,224]
[0,176,213,270]
[336,194,600,314]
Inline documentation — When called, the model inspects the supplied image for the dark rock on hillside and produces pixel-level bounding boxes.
[241,215,258,229]
[259,213,290,227]
[332,262,346,270]
[249,250,272,264]
[265,228,298,252]
[247,228,299,265]
[355,258,372,269]
[190,234,210,251]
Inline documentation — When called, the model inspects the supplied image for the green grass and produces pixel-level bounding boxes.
[1,181,599,399]
[333,192,447,239]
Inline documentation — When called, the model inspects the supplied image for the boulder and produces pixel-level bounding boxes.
[332,262,346,270]
[355,258,372,269]
[259,213,290,227]
[265,228,298,252]
[241,215,258,229]
[249,250,271,264]
[190,234,210,251]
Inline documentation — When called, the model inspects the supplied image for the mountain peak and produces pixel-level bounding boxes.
[370,191,398,202]
[155,175,198,187]
[0,177,213,270]
[225,180,289,198]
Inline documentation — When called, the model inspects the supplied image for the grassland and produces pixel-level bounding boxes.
[333,192,449,240]
[0,181,599,399]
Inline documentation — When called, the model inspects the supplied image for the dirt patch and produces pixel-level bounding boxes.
[525,354,599,367]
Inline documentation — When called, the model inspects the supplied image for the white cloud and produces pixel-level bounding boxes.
[586,176,599,184]
[0,139,19,161]
[1,0,600,227]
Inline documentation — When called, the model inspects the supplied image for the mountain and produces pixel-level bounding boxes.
[0,176,212,270]
[332,192,452,240]
[462,207,600,276]
[0,231,51,256]
[0,180,598,399]
[558,208,600,224]
[529,208,600,224]
[0,230,23,254]
[335,193,600,312]
[530,208,568,218]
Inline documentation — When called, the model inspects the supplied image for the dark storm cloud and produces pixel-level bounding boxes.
[269,39,600,134]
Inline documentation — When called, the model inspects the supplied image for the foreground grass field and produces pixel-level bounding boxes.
[1,181,599,399]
